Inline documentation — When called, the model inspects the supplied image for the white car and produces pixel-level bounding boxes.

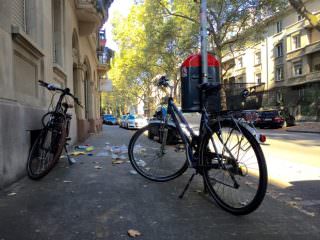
[119,115,128,128]
[125,115,148,129]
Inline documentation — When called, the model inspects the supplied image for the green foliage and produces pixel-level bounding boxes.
[107,0,286,114]
[108,0,199,114]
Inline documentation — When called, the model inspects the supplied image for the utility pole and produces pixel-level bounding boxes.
[200,0,208,84]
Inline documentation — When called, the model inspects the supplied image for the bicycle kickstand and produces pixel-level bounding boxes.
[64,144,76,165]
[178,172,197,199]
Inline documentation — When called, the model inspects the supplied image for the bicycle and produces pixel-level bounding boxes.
[128,76,268,215]
[26,80,82,180]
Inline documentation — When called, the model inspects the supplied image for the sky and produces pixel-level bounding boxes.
[102,0,134,51]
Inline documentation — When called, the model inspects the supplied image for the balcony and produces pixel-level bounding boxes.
[305,41,320,55]
[75,0,112,36]
[306,71,320,83]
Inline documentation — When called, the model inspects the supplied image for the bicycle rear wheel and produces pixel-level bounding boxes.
[26,125,64,180]
[201,120,268,215]
[128,123,188,182]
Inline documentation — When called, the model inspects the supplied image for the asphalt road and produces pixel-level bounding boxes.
[0,125,319,240]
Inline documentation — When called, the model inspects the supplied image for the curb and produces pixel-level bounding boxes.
[286,129,320,134]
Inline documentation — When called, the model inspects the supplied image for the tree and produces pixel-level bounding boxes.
[288,0,320,32]
[109,0,199,115]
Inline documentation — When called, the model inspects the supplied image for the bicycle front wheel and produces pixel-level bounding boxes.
[128,123,188,182]
[201,120,268,215]
[26,126,64,180]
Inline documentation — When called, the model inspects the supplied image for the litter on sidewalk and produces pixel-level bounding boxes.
[127,229,141,238]
[112,160,125,165]
[71,151,86,156]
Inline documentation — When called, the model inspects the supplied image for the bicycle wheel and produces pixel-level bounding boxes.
[26,125,64,180]
[201,120,268,215]
[128,123,188,182]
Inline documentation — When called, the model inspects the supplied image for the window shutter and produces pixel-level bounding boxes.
[11,0,26,31]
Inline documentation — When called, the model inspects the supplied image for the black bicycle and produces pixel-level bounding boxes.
[26,80,82,180]
[128,76,268,215]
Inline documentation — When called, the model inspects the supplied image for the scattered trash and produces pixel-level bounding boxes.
[128,229,141,238]
[112,154,119,159]
[105,145,112,151]
[71,151,86,156]
[86,146,95,152]
[94,166,102,170]
[75,145,87,150]
[35,229,41,233]
[63,180,72,183]
[96,152,109,157]
[7,192,17,196]
[294,197,303,201]
[87,153,94,156]
[120,145,128,154]
[129,170,138,175]
[137,160,146,167]
[111,146,121,154]
[105,142,110,145]
[112,160,124,165]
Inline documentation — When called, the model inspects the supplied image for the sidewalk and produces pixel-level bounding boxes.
[0,126,319,240]
[286,121,320,134]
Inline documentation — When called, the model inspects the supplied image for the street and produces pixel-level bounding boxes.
[0,125,319,240]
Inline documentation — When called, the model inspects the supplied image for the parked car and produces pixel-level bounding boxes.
[119,115,128,128]
[255,110,285,129]
[147,119,182,145]
[147,107,181,144]
[103,114,117,125]
[241,110,259,125]
[124,114,148,129]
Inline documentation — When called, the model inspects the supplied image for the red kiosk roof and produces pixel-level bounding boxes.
[181,53,220,67]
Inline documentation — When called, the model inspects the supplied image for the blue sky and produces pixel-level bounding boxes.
[103,0,134,51]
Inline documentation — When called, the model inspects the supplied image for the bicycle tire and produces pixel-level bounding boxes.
[26,125,65,180]
[128,123,188,182]
[200,120,268,215]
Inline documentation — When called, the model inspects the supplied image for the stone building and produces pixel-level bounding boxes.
[0,0,113,188]
[222,0,320,120]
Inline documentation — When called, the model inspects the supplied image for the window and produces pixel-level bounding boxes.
[293,61,303,76]
[256,73,262,84]
[275,66,284,81]
[255,51,261,65]
[237,57,243,68]
[11,0,26,31]
[292,35,301,49]
[275,42,283,58]
[52,0,64,66]
[314,64,320,71]
[276,21,282,33]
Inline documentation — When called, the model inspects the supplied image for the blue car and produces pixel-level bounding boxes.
[103,114,117,125]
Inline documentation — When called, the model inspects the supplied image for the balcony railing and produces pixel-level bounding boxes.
[306,71,320,83]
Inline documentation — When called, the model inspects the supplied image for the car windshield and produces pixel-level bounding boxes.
[128,115,135,120]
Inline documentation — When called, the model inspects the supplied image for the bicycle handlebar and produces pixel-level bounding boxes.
[38,80,83,107]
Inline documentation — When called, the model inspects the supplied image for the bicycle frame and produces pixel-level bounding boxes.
[164,95,215,168]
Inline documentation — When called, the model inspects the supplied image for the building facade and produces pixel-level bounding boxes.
[222,0,320,120]
[0,0,113,188]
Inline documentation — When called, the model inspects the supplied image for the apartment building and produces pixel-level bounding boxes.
[0,0,113,188]
[222,0,320,120]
